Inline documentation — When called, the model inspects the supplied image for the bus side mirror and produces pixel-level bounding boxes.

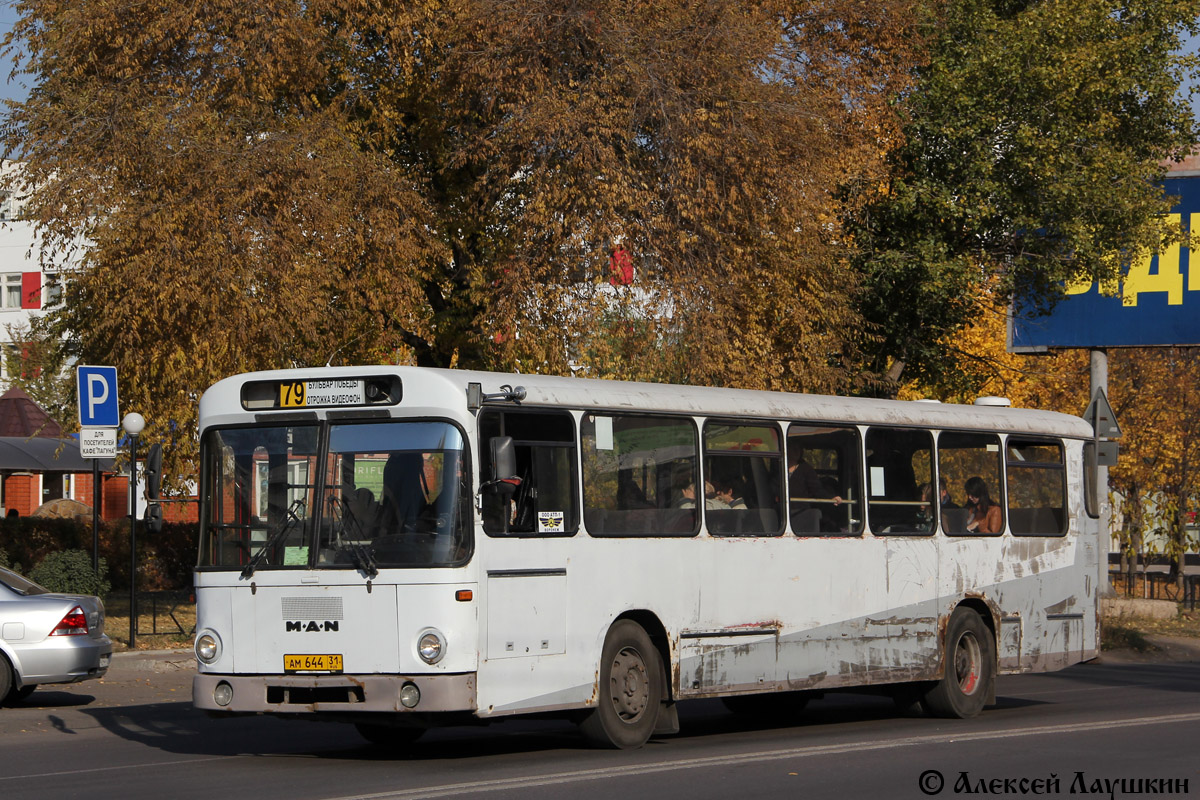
[145,443,163,501]
[144,503,163,534]
[491,436,517,485]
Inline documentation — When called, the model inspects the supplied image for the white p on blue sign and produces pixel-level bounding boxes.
[77,366,120,427]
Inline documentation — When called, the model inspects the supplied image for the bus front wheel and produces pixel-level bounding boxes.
[923,607,994,719]
[579,620,665,749]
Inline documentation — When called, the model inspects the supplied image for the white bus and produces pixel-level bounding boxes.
[192,367,1101,748]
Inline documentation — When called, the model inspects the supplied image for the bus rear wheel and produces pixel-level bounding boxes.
[923,607,994,719]
[579,620,665,749]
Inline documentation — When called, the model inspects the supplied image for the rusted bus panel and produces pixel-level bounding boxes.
[678,629,779,694]
[999,616,1023,671]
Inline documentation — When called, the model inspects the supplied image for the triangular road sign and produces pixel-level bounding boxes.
[1083,388,1121,439]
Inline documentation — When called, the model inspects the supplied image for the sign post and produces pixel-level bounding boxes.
[77,367,120,575]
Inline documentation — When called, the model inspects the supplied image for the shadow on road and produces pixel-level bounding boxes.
[71,690,1037,763]
[7,690,96,709]
[1024,659,1200,693]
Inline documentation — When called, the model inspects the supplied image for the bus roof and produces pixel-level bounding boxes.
[199,366,1095,439]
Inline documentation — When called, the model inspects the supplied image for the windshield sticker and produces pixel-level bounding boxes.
[284,546,309,566]
[538,511,565,534]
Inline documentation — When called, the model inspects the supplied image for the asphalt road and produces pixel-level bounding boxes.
[1,649,1198,800]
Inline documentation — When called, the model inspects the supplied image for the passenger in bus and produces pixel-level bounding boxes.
[708,476,746,510]
[617,471,654,509]
[380,452,431,532]
[938,477,959,509]
[345,487,382,536]
[964,476,1002,533]
[675,482,697,509]
[916,483,936,531]
[787,448,841,529]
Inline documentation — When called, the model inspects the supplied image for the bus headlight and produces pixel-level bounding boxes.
[195,630,222,664]
[417,629,446,664]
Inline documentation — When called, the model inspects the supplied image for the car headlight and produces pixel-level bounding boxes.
[417,629,446,664]
[195,630,222,664]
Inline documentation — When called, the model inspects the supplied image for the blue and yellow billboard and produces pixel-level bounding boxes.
[1009,172,1200,350]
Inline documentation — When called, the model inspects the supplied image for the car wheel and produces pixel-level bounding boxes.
[0,655,12,704]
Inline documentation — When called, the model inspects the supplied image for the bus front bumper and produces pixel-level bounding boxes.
[193,672,476,714]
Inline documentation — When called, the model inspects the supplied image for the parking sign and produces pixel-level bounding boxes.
[77,366,120,428]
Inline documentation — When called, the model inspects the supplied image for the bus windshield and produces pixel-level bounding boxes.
[199,420,471,570]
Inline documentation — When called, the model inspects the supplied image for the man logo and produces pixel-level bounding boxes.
[286,621,340,632]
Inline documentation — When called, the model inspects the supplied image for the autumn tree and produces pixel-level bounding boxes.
[1106,348,1200,588]
[2,0,922,483]
[848,0,1200,395]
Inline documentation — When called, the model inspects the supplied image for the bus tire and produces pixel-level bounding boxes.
[923,607,994,719]
[579,620,665,749]
[354,721,426,747]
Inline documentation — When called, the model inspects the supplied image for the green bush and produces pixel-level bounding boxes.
[0,546,9,569]
[29,549,111,597]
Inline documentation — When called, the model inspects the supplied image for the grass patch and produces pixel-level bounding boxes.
[1120,608,1200,638]
[1101,621,1157,652]
[102,594,196,651]
[1100,604,1200,652]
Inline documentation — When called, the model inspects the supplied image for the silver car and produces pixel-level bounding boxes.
[0,566,113,704]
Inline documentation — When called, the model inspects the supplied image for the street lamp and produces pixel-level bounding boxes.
[122,412,145,651]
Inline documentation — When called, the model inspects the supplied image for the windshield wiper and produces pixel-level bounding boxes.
[242,499,305,578]
[331,499,378,579]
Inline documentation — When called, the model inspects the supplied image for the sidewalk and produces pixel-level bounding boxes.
[1098,634,1200,664]
[109,647,195,674]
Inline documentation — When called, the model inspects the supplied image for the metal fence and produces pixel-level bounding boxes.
[132,590,196,638]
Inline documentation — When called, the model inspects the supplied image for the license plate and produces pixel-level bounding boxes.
[99,654,111,668]
[284,654,344,673]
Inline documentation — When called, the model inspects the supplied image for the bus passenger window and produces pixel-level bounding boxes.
[581,414,699,537]
[866,428,934,535]
[938,432,1003,536]
[1007,439,1066,536]
[703,421,784,536]
[787,424,863,536]
[479,410,578,536]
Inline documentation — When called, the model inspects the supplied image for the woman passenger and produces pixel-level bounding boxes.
[964,476,1002,534]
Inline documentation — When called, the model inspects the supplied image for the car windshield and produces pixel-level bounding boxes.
[198,420,470,570]
[0,567,49,596]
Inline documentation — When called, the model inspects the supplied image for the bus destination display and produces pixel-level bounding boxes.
[279,380,365,409]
